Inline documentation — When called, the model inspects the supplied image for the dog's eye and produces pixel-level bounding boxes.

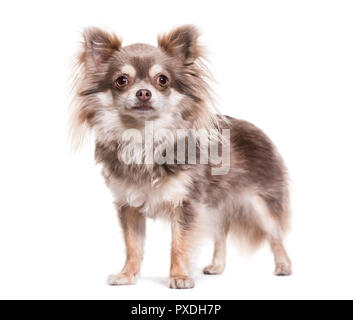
[114,76,129,88]
[157,75,169,88]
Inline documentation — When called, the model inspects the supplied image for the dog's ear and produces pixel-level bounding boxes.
[158,25,202,63]
[82,27,122,67]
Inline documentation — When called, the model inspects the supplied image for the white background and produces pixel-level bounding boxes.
[0,0,352,300]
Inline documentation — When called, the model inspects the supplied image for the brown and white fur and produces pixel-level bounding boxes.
[70,25,292,289]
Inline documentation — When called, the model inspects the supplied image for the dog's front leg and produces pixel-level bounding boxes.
[169,206,196,289]
[108,205,146,286]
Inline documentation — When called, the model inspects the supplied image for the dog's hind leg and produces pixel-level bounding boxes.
[269,237,292,276]
[248,193,292,276]
[203,220,230,275]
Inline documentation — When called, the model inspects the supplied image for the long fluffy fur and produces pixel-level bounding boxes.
[70,25,292,288]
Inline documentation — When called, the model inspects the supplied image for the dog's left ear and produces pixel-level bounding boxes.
[158,25,202,63]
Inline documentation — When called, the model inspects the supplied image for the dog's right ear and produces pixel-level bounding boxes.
[81,27,122,67]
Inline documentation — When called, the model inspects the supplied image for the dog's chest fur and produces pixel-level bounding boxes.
[104,169,192,218]
[95,140,196,218]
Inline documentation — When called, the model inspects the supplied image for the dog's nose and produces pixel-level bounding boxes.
[136,89,152,102]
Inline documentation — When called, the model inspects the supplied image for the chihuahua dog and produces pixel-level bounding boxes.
[70,25,291,289]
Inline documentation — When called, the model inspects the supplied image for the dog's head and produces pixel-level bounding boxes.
[71,25,216,146]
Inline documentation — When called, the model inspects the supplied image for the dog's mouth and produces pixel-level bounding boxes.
[131,103,154,112]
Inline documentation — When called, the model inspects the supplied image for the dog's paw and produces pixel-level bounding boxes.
[107,273,136,286]
[169,276,195,289]
[203,264,225,275]
[274,263,292,276]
